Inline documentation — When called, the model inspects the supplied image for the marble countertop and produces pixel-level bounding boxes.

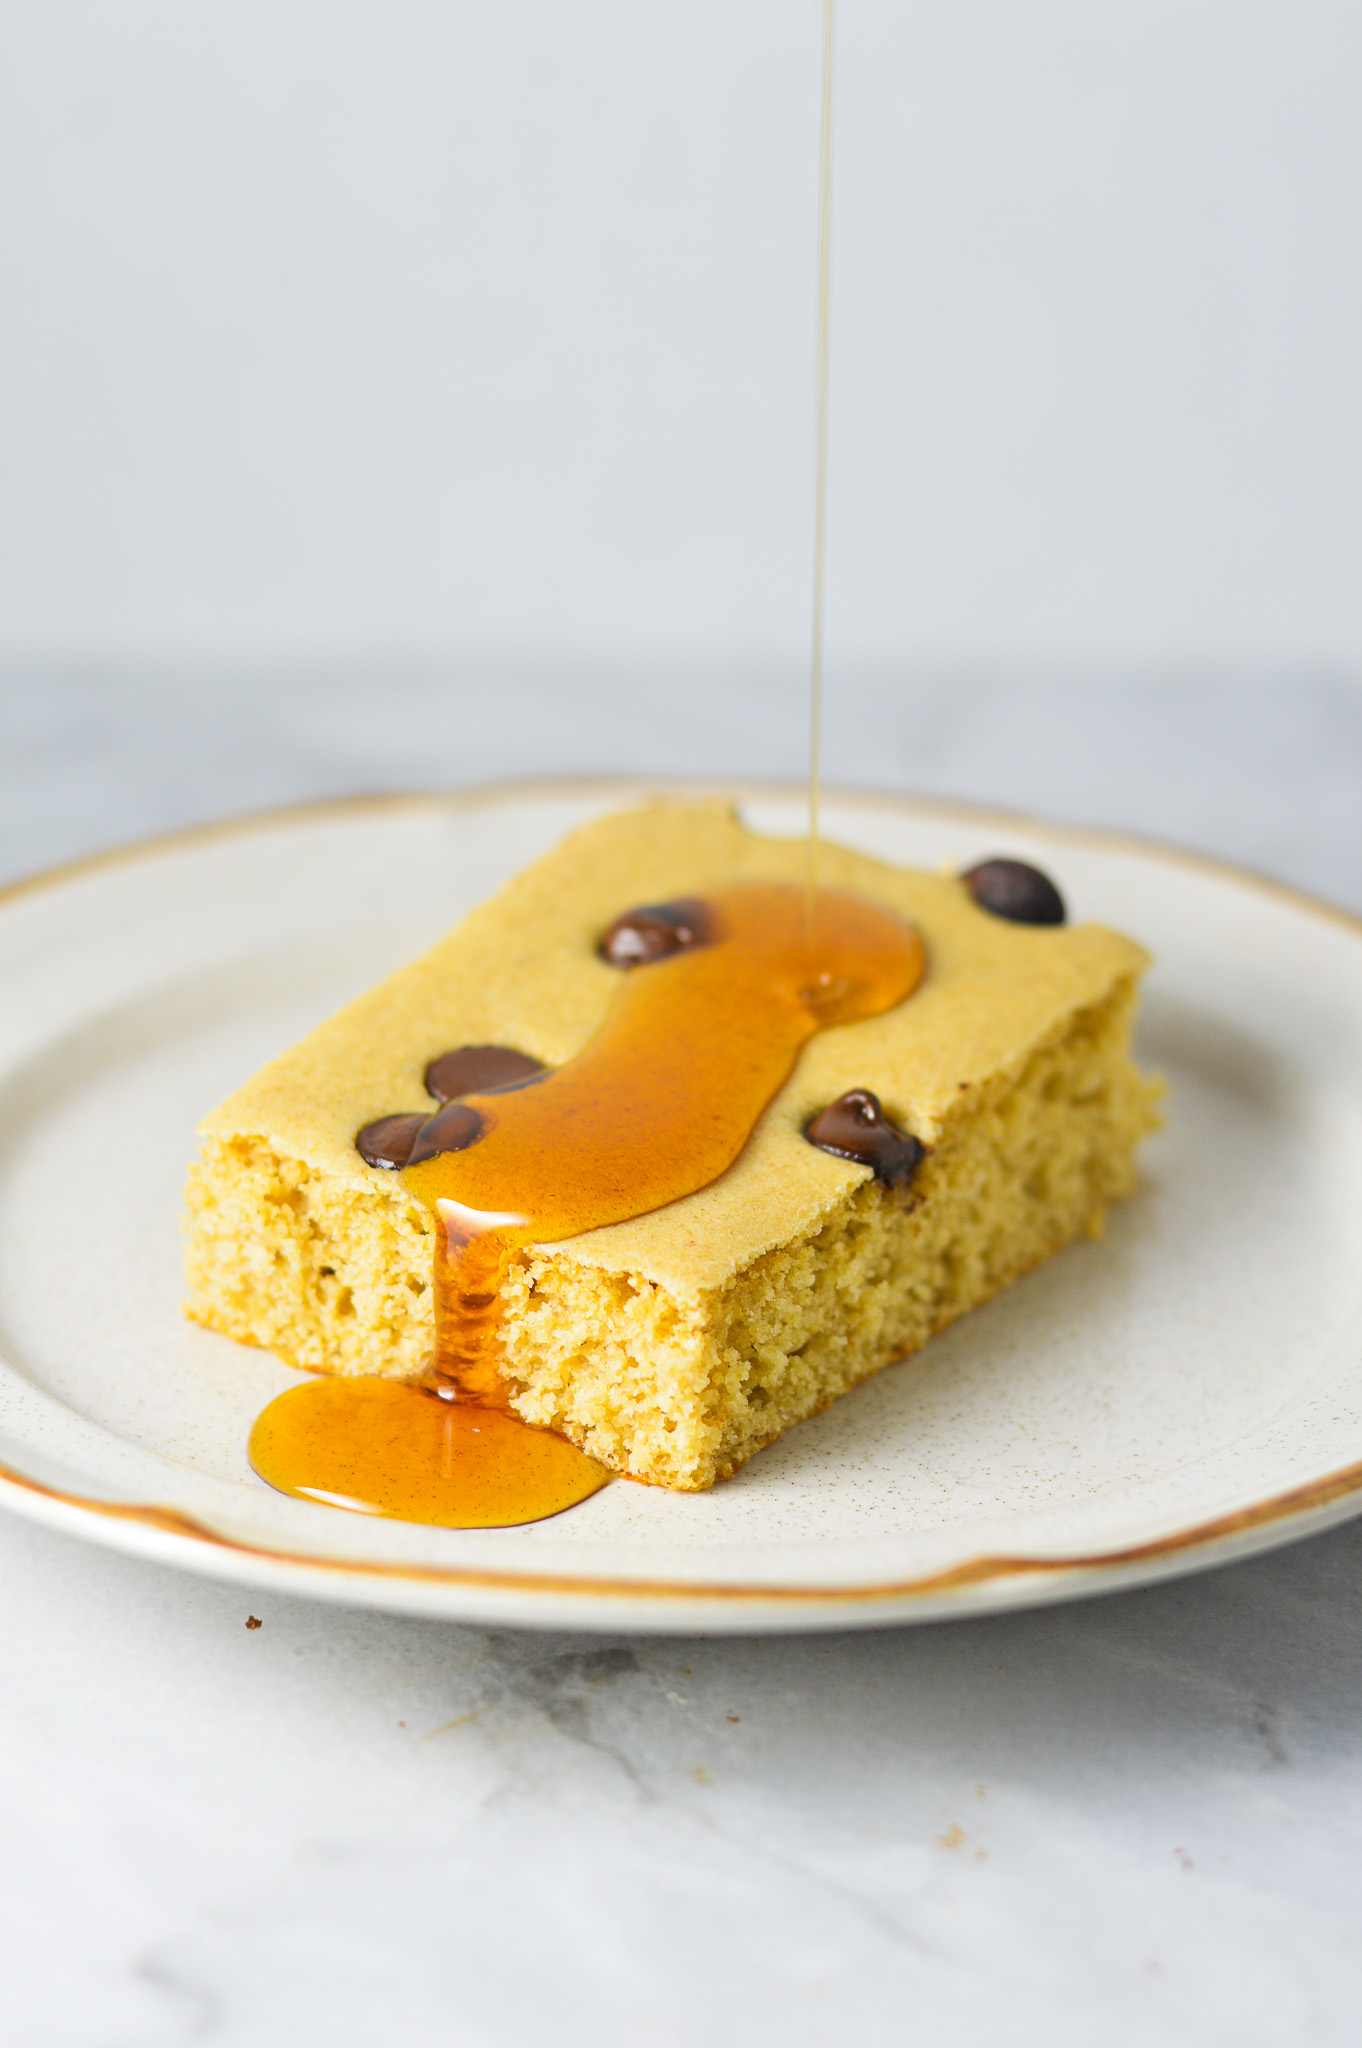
[3,669,1361,2048]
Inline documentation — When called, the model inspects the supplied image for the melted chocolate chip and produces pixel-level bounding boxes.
[424,1045,547,1103]
[600,896,711,968]
[961,858,1066,926]
[355,1113,426,1171]
[360,1049,544,1169]
[805,1089,924,1188]
[404,1099,485,1170]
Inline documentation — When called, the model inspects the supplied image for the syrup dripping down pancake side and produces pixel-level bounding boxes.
[248,881,925,1528]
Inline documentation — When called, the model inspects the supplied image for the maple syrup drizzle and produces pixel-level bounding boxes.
[248,881,924,1526]
[248,10,873,1532]
[806,0,836,947]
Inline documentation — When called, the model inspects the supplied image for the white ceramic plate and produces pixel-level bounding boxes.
[1,779,1360,1634]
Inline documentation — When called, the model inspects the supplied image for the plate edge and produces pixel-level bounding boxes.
[4,1447,1362,1613]
[2,775,1361,948]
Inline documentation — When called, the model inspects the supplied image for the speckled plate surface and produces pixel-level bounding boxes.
[0,779,1360,1633]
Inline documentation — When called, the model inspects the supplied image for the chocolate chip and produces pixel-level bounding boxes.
[355,1113,426,1170]
[600,896,711,968]
[404,1099,485,1169]
[805,1089,924,1188]
[961,858,1066,926]
[424,1045,546,1103]
[358,1052,538,1170]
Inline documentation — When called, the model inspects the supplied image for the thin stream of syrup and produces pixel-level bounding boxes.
[249,883,924,1526]
[806,0,835,947]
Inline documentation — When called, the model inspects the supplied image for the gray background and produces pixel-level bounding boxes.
[2,5,1361,2044]
[3,1,1361,671]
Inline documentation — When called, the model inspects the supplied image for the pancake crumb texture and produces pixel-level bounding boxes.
[182,803,1160,1491]
[185,1142,435,1382]
[499,979,1155,1488]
